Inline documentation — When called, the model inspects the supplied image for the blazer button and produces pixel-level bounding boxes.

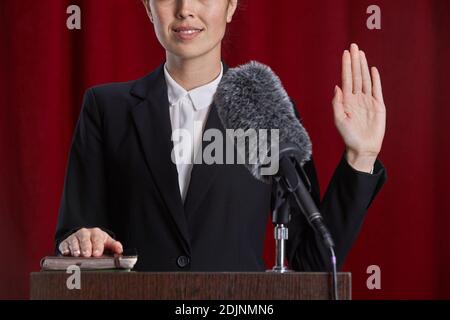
[177,255,190,268]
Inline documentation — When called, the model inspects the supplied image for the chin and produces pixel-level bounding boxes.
[169,47,211,60]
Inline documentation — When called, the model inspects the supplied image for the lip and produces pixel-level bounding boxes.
[172,26,204,41]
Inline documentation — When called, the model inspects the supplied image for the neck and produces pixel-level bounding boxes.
[165,48,222,91]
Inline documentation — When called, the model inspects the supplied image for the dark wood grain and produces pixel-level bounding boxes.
[30,271,351,300]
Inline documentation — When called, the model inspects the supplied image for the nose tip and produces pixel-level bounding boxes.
[176,1,195,19]
[177,11,194,19]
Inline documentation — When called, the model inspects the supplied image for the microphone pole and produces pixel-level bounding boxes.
[266,144,339,300]
[267,145,305,274]
[269,178,294,273]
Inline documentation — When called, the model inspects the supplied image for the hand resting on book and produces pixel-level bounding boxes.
[58,227,123,257]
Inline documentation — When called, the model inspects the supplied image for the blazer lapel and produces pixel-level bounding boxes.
[183,63,230,218]
[130,64,190,255]
[183,102,223,218]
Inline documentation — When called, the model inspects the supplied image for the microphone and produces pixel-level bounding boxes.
[214,61,335,249]
[214,61,312,183]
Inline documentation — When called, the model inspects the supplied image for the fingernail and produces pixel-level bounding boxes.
[94,249,100,255]
[74,250,80,256]
[82,250,88,256]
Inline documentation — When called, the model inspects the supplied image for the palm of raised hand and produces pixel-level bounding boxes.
[333,44,386,170]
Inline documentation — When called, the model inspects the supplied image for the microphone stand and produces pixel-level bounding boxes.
[267,146,311,274]
[266,146,339,299]
[268,179,294,273]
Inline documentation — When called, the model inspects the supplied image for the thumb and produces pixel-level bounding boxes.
[332,85,344,105]
[104,236,123,254]
[332,85,345,120]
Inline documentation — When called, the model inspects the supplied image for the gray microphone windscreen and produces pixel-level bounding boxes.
[214,61,312,182]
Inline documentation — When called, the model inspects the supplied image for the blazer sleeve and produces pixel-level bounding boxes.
[284,101,387,271]
[54,88,114,254]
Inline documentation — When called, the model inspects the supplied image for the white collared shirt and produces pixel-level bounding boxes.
[164,62,223,202]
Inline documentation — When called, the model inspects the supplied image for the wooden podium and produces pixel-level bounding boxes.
[30,271,351,300]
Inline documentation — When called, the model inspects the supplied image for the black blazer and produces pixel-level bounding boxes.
[55,62,386,272]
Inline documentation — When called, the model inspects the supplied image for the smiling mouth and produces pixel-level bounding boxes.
[173,28,204,34]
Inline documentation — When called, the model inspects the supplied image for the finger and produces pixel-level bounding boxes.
[371,67,384,103]
[332,86,346,122]
[360,51,372,95]
[76,229,92,257]
[105,236,123,254]
[68,236,81,257]
[91,229,106,257]
[342,50,352,95]
[350,43,363,93]
[59,241,70,256]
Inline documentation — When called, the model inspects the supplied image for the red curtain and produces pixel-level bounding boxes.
[1,0,449,299]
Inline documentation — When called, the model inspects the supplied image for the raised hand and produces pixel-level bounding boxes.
[332,43,386,173]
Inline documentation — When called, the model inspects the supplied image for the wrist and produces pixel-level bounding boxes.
[345,150,377,173]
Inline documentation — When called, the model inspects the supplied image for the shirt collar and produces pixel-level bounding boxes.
[164,62,223,111]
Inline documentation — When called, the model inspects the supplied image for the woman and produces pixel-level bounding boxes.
[55,0,386,271]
